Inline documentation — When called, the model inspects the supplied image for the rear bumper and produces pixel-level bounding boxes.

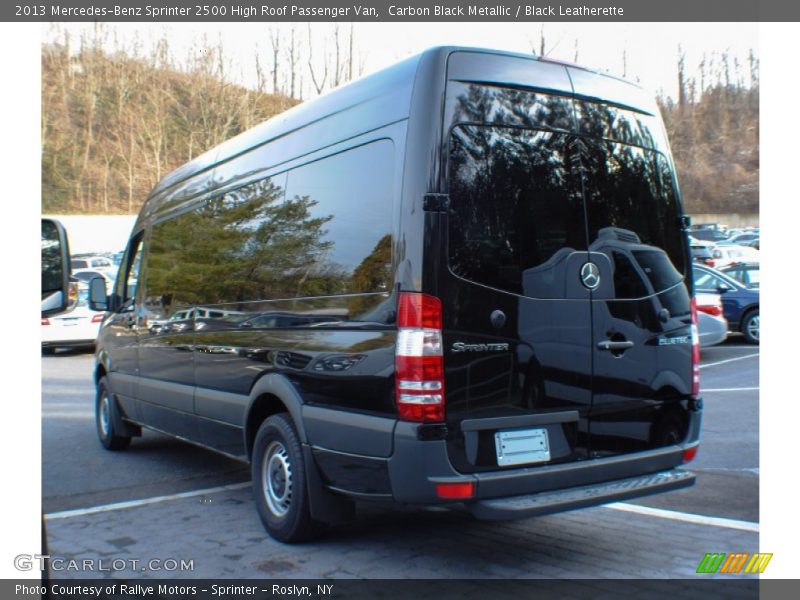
[467,468,694,520]
[386,406,701,513]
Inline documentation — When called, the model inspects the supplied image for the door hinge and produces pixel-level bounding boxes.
[423,193,450,212]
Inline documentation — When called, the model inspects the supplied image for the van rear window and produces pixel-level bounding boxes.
[447,125,586,298]
[581,141,687,277]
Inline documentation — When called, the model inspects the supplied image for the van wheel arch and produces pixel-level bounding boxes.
[94,364,108,386]
[244,374,308,462]
[243,376,355,527]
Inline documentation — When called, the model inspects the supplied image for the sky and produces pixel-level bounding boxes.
[46,22,758,101]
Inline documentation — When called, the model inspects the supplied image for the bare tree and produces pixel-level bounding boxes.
[307,24,328,95]
[286,26,299,98]
[268,26,281,94]
[677,46,687,111]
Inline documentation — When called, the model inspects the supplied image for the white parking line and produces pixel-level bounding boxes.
[701,387,759,392]
[606,502,759,532]
[699,353,759,369]
[44,482,251,521]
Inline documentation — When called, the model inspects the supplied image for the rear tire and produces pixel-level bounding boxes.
[252,413,325,543]
[95,377,131,451]
[741,309,759,345]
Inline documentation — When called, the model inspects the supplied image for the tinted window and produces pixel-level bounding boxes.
[612,251,648,299]
[283,140,394,299]
[143,175,290,315]
[72,259,88,269]
[575,100,667,152]
[142,141,394,320]
[114,236,143,311]
[581,140,687,277]
[632,250,682,291]
[448,125,585,298]
[633,249,690,317]
[447,82,574,132]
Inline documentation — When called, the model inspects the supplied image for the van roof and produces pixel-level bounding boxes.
[144,46,653,218]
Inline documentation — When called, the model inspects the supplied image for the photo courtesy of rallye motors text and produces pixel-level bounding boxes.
[83,46,701,543]
[15,583,333,596]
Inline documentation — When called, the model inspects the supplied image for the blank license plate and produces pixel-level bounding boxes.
[495,428,550,467]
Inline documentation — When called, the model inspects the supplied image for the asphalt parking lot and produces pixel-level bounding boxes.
[41,339,759,579]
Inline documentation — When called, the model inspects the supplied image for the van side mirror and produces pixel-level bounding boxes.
[42,218,74,317]
[88,277,109,311]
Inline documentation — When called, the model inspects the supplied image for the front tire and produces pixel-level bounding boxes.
[95,377,131,450]
[741,310,759,345]
[252,413,324,543]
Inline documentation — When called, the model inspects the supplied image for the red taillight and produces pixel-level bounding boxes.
[435,481,475,499]
[91,313,105,323]
[690,297,700,397]
[41,317,50,326]
[697,304,723,317]
[683,445,699,463]
[704,258,715,267]
[395,292,445,422]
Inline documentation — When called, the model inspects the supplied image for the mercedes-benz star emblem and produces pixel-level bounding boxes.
[580,262,601,290]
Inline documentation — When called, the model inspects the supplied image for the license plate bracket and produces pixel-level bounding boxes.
[495,427,550,467]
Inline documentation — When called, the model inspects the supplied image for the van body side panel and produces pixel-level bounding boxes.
[181,129,404,466]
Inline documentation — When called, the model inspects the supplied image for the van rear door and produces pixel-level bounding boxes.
[579,134,693,456]
[441,113,594,473]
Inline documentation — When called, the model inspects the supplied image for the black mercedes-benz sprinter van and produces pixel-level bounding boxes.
[89,47,701,542]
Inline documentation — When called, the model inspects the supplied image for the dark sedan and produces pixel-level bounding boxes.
[692,264,759,344]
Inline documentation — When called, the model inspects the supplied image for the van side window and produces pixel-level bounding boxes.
[116,236,142,311]
[140,140,394,318]
[283,140,395,299]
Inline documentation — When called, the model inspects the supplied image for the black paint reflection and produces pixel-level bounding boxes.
[448,125,586,299]
[581,139,687,276]
[447,82,574,132]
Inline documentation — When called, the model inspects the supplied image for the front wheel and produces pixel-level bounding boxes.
[741,310,760,345]
[252,413,325,543]
[95,377,131,450]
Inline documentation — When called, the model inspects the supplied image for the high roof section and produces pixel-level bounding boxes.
[144,46,656,212]
[148,51,424,201]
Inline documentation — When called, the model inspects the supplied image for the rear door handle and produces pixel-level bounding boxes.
[597,340,634,351]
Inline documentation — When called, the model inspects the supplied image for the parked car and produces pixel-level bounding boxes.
[71,255,116,276]
[695,292,728,347]
[688,229,729,243]
[693,264,759,344]
[743,238,760,250]
[72,269,115,287]
[725,232,760,246]
[720,262,760,289]
[85,47,700,542]
[690,242,716,267]
[42,284,104,353]
[689,223,728,234]
[709,244,759,268]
